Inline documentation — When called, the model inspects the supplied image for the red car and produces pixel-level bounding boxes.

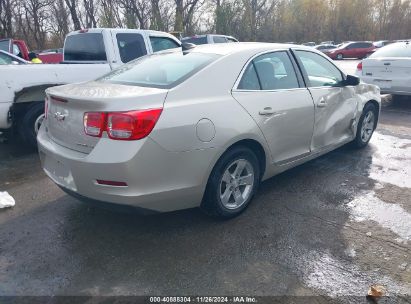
[326,41,376,60]
[0,38,63,63]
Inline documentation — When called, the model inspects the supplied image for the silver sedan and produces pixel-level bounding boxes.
[37,43,381,218]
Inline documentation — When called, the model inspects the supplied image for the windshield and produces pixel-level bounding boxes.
[369,42,411,58]
[99,52,220,89]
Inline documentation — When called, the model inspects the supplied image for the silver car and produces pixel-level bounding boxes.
[38,43,381,218]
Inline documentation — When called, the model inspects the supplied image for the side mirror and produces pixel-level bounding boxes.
[344,74,360,86]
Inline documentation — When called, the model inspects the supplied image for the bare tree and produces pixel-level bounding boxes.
[65,0,81,30]
[0,0,14,37]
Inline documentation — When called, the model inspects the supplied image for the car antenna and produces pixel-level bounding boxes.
[182,42,196,52]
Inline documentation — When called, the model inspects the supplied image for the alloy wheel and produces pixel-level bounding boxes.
[219,159,254,210]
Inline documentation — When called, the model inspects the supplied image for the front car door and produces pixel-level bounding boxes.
[292,50,359,151]
[232,50,315,164]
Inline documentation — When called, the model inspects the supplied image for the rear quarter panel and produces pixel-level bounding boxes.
[149,50,272,184]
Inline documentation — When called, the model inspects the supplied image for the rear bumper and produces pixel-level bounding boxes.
[37,124,217,213]
[357,75,411,96]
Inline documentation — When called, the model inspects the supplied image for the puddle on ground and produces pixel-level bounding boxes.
[346,191,411,242]
[369,132,411,188]
[299,250,410,297]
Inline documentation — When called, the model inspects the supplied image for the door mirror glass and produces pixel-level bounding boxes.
[343,74,360,86]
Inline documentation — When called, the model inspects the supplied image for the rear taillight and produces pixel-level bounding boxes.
[107,109,162,140]
[84,112,107,137]
[83,109,162,140]
[357,61,363,71]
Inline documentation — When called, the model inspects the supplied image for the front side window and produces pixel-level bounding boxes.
[295,51,343,87]
[150,37,180,53]
[64,33,107,61]
[117,33,147,63]
[99,52,220,89]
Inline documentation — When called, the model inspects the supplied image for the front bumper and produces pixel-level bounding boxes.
[37,124,217,213]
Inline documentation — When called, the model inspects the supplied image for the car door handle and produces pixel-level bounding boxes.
[317,98,327,108]
[259,108,285,117]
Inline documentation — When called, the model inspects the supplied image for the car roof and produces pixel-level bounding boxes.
[187,42,313,55]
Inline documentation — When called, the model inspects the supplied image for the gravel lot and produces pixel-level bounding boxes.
[0,60,410,302]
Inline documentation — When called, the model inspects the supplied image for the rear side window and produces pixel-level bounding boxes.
[213,36,227,43]
[227,38,238,43]
[99,52,220,89]
[295,51,343,87]
[182,37,208,45]
[238,51,299,90]
[64,33,107,61]
[370,43,411,58]
[238,64,260,90]
[358,42,372,48]
[117,33,147,63]
[150,36,180,52]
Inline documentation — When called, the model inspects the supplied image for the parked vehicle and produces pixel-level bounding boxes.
[182,34,238,45]
[327,41,376,59]
[314,44,337,54]
[0,50,30,65]
[373,40,394,48]
[356,41,411,97]
[321,41,335,45]
[302,42,316,47]
[0,38,63,63]
[37,48,64,63]
[38,43,381,218]
[0,28,181,147]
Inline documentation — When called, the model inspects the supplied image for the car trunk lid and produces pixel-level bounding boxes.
[45,81,168,154]
[362,58,411,79]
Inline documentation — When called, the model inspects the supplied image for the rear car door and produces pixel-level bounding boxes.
[293,50,359,151]
[232,50,315,164]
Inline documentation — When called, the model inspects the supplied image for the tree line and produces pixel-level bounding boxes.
[1,0,411,50]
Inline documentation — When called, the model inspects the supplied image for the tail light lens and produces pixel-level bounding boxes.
[357,61,363,71]
[83,108,162,140]
[84,112,106,137]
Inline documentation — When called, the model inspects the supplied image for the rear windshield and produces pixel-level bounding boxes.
[98,52,220,89]
[64,33,107,61]
[369,43,411,58]
[0,40,10,52]
[182,37,208,45]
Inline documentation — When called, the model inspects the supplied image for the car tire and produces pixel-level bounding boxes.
[19,102,45,148]
[353,103,377,148]
[201,146,260,219]
[336,53,343,60]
